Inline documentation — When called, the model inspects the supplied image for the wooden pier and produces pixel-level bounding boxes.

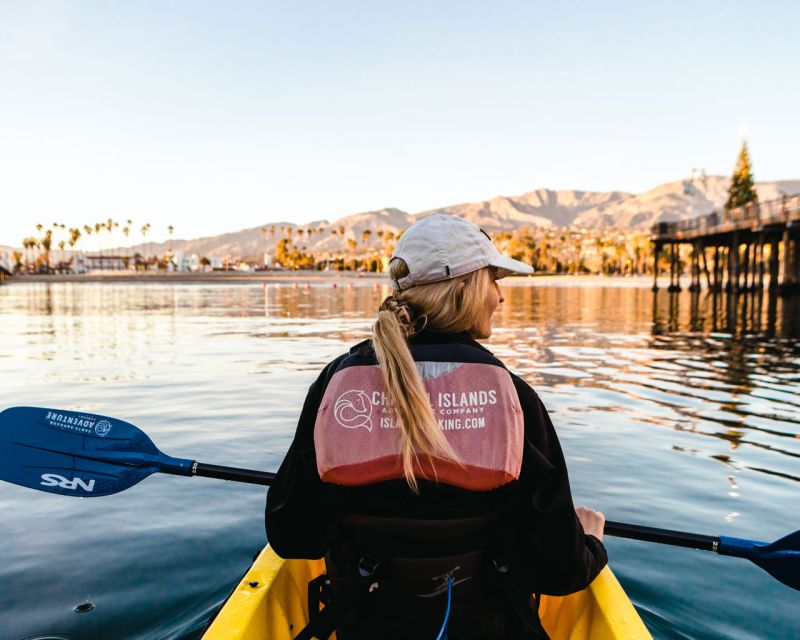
[651,193,800,293]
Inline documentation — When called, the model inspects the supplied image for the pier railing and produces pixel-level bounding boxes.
[652,193,800,241]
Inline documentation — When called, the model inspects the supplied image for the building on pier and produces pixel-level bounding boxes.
[651,193,800,293]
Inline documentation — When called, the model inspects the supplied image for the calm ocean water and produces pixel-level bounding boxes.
[1,279,798,640]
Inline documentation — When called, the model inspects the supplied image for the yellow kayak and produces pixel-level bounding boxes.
[203,545,652,639]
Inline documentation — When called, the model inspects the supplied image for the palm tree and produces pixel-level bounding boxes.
[42,230,53,272]
[21,237,34,271]
[106,218,117,266]
[140,224,151,269]
[120,226,131,266]
[68,228,81,271]
[94,222,103,257]
[167,225,175,252]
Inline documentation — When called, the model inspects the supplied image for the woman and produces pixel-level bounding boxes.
[266,214,606,639]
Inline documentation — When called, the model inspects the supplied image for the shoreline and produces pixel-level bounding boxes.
[4,271,664,288]
[6,270,385,285]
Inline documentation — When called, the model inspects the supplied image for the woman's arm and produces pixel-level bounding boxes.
[507,375,608,595]
[265,358,343,559]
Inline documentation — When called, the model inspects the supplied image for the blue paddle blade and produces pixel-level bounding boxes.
[719,532,800,591]
[754,531,800,591]
[0,407,192,497]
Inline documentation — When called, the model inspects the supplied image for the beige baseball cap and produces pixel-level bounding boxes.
[390,214,533,290]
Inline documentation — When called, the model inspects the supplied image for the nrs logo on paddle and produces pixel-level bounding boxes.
[40,473,96,493]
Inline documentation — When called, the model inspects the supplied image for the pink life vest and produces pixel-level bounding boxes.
[314,361,524,491]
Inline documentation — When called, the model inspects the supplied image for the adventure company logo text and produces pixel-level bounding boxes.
[333,389,498,432]
[44,410,113,438]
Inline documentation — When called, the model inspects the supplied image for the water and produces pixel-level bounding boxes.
[0,279,798,640]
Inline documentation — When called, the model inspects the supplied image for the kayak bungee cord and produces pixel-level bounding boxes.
[1,406,798,592]
[435,576,455,640]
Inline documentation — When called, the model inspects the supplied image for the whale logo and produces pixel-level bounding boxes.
[334,390,373,431]
[94,420,112,437]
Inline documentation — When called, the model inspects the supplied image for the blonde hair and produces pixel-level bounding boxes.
[372,260,494,492]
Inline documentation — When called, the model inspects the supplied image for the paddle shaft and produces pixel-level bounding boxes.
[190,462,276,486]
[605,520,719,552]
[185,466,726,556]
[176,463,742,558]
[185,468,728,556]
[5,406,798,589]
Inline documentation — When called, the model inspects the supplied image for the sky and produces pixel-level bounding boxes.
[1,1,798,247]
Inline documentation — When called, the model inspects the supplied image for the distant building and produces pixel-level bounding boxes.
[0,249,12,275]
[71,255,90,274]
[83,255,128,271]
[175,252,199,272]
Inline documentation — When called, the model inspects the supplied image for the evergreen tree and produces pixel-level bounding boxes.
[725,140,758,210]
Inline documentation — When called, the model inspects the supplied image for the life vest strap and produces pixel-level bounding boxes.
[316,513,547,639]
[292,574,336,640]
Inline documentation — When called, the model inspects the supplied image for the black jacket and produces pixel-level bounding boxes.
[265,330,607,596]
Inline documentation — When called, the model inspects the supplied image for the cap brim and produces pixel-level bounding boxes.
[489,254,534,279]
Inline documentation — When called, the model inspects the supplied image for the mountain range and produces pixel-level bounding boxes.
[162,175,799,259]
[5,176,799,261]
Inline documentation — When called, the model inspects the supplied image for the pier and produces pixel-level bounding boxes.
[651,193,800,293]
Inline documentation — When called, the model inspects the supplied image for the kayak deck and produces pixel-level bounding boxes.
[203,545,652,639]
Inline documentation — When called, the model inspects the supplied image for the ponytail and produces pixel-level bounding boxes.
[371,260,493,492]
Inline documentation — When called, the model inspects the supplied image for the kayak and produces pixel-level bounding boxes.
[203,545,652,639]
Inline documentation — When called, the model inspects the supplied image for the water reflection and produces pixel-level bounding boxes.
[1,280,798,639]
[652,288,800,339]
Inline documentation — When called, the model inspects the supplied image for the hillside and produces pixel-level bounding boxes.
[12,176,799,260]
[164,175,799,258]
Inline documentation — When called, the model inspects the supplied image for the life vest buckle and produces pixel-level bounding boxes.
[357,554,382,579]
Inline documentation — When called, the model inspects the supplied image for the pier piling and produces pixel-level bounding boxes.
[652,194,800,294]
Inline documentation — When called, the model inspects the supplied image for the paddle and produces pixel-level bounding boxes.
[1,406,798,591]
[0,406,274,497]
[605,520,800,592]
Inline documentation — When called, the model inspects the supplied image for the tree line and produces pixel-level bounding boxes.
[9,142,760,276]
[13,220,174,273]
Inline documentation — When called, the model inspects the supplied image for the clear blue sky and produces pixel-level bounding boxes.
[1,1,797,246]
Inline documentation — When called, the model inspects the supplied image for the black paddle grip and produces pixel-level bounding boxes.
[605,520,720,552]
[191,462,276,486]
